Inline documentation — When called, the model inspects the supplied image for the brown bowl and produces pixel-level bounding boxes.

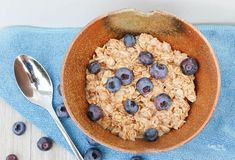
[61,9,220,153]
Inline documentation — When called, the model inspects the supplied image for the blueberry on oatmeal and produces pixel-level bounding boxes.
[87,104,103,121]
[123,34,136,47]
[124,99,139,115]
[154,93,172,110]
[144,128,158,142]
[150,63,168,80]
[180,57,198,75]
[138,51,154,66]
[106,77,121,93]
[115,67,134,85]
[136,77,153,95]
[88,61,101,74]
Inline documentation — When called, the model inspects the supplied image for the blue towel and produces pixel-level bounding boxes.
[0,25,234,160]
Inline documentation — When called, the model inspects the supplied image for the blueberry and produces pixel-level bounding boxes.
[131,156,143,160]
[12,121,26,136]
[87,104,103,121]
[124,99,139,115]
[150,63,168,80]
[84,148,102,160]
[57,84,62,96]
[88,61,101,74]
[138,51,154,66]
[106,77,121,93]
[154,93,172,110]
[123,34,136,47]
[6,154,18,160]
[37,137,53,151]
[115,68,134,85]
[86,137,99,146]
[136,77,153,95]
[144,128,158,142]
[56,103,69,118]
[180,57,198,75]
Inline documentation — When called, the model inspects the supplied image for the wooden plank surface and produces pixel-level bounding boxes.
[0,99,76,160]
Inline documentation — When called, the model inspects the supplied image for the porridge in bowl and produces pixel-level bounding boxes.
[85,33,198,141]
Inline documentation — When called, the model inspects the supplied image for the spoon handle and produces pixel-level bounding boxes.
[49,108,84,160]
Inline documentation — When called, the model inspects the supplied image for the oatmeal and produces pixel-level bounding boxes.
[85,33,198,141]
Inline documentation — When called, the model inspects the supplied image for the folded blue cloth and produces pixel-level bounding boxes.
[0,25,234,160]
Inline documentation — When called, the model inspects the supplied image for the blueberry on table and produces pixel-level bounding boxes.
[144,128,158,142]
[88,61,101,74]
[12,121,26,136]
[37,137,53,151]
[6,154,18,160]
[150,63,168,80]
[87,104,103,122]
[123,34,136,47]
[56,103,69,118]
[115,67,134,85]
[136,77,153,95]
[86,137,99,146]
[154,93,172,110]
[124,99,139,115]
[138,51,154,66]
[131,156,143,160]
[84,148,102,160]
[180,57,198,75]
[106,77,121,93]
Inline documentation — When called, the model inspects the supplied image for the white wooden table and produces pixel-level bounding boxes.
[0,0,235,159]
[0,99,75,160]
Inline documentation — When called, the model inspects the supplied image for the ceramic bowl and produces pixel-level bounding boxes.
[61,9,220,153]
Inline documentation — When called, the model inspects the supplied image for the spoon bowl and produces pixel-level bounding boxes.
[14,54,53,108]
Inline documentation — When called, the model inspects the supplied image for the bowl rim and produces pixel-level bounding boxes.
[61,8,221,153]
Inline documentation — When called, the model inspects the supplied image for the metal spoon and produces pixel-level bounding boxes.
[14,54,83,160]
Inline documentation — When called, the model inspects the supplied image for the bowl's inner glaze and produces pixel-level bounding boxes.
[62,10,220,153]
